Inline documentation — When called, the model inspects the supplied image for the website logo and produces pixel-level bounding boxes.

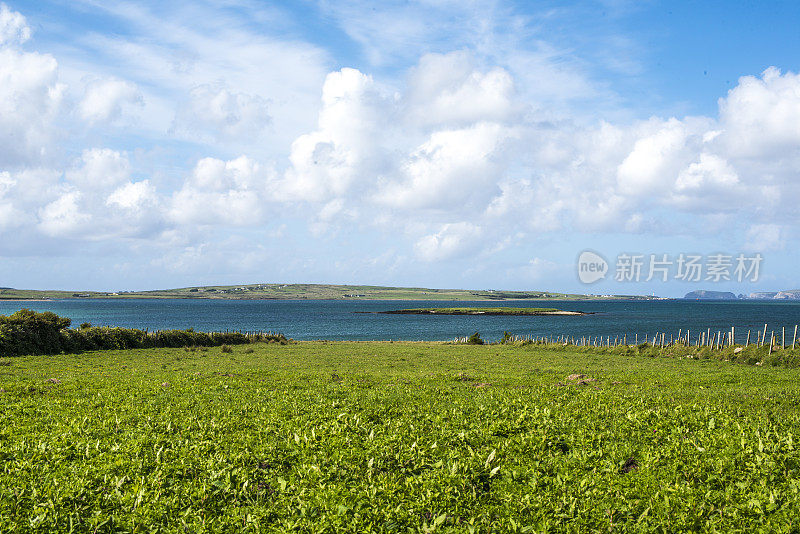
[577,250,609,284]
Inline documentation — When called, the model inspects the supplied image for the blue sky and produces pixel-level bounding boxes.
[0,0,798,296]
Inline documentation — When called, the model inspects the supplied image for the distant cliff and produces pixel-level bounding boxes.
[749,290,800,300]
[684,290,738,300]
[685,289,800,300]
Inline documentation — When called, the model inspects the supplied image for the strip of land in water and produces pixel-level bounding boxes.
[380,307,589,315]
[0,284,657,301]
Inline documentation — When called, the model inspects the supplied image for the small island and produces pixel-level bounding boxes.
[380,307,588,316]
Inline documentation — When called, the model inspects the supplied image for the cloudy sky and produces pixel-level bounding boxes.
[1,0,799,296]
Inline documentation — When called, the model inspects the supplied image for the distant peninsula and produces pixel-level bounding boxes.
[0,284,659,302]
[683,290,738,300]
[748,290,800,300]
[380,307,588,316]
[684,289,800,300]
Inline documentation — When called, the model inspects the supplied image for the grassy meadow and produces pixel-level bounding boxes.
[2,341,800,532]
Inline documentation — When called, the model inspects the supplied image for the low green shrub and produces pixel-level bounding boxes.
[467,332,484,345]
[0,309,288,357]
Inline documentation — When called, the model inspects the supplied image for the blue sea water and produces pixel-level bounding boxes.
[1,299,799,343]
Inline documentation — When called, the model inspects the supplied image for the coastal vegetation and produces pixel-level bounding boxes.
[0,309,286,357]
[3,334,800,531]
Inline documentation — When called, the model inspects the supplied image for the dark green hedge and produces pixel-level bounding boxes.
[0,309,287,357]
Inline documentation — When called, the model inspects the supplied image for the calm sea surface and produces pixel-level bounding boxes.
[1,299,799,343]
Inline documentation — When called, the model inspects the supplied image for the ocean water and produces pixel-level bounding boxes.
[1,299,799,343]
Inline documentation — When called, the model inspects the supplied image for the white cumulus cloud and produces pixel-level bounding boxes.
[67,148,132,189]
[106,180,157,211]
[38,191,91,237]
[282,68,390,203]
[0,3,30,46]
[170,156,272,226]
[172,84,271,140]
[719,67,800,159]
[404,51,521,128]
[0,46,64,166]
[376,122,514,210]
[414,222,482,262]
[79,78,142,124]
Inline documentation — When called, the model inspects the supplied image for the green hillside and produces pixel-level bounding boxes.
[0,283,656,301]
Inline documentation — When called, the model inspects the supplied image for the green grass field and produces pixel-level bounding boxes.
[2,342,800,532]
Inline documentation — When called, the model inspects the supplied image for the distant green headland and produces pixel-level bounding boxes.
[381,307,588,316]
[0,283,658,301]
[684,289,800,300]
